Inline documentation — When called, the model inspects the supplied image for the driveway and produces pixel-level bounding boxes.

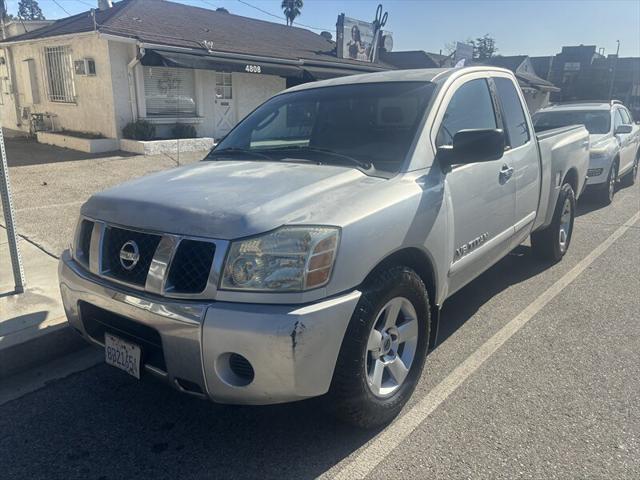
[2,136,133,167]
[1,149,206,256]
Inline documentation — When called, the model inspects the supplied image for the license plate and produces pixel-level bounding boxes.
[105,333,141,379]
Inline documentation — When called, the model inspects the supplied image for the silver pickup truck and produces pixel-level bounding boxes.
[59,67,589,427]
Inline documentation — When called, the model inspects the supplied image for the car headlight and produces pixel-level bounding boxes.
[221,226,340,292]
[590,148,608,159]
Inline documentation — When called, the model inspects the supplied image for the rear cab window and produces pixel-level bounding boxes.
[494,77,530,149]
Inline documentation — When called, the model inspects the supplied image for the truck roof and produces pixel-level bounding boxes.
[537,102,613,112]
[284,66,515,93]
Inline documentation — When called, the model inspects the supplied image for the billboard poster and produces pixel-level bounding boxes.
[454,42,474,64]
[338,16,376,62]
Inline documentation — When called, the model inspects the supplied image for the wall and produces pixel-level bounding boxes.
[0,33,119,138]
[133,67,286,140]
[233,72,285,122]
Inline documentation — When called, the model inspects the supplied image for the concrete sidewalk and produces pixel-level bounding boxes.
[0,226,85,378]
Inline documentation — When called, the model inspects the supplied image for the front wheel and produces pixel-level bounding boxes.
[597,161,618,205]
[327,266,430,428]
[621,154,639,187]
[531,182,576,262]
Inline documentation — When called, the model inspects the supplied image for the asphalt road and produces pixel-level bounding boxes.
[1,181,638,480]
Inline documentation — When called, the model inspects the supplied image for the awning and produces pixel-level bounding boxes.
[302,65,373,81]
[141,49,304,78]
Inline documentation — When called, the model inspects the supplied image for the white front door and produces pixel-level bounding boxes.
[214,72,235,139]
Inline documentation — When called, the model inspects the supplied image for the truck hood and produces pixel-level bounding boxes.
[81,160,384,240]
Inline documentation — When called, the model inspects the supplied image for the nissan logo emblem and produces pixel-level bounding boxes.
[119,240,140,271]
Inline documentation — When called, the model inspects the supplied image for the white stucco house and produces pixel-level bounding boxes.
[0,0,392,150]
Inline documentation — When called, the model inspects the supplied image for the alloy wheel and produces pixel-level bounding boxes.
[558,197,572,253]
[365,297,419,398]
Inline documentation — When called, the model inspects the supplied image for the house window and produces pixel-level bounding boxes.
[143,66,196,117]
[43,46,75,103]
[215,72,232,99]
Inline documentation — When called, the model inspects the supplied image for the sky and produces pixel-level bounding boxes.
[7,0,640,57]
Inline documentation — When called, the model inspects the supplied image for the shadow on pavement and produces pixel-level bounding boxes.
[4,137,135,167]
[437,245,549,346]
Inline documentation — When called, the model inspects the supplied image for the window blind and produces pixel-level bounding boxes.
[143,66,196,116]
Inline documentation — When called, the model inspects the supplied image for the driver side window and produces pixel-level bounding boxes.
[613,109,624,132]
[436,79,497,147]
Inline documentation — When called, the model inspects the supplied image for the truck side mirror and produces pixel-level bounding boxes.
[615,124,633,135]
[437,129,505,166]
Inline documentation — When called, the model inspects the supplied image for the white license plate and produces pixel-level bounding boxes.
[105,333,141,379]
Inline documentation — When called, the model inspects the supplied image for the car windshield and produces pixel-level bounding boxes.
[207,82,436,175]
[532,110,611,134]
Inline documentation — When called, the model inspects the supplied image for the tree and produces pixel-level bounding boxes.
[281,0,302,26]
[17,0,45,20]
[472,34,497,60]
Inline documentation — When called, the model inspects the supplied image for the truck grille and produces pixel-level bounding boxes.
[102,226,162,286]
[166,239,216,294]
[76,220,94,267]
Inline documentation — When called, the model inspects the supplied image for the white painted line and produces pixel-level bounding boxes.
[333,211,640,480]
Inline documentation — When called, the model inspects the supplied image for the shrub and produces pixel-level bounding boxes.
[122,120,155,141]
[171,123,197,139]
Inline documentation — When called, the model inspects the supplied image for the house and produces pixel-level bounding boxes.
[1,19,55,39]
[483,55,560,112]
[0,0,393,147]
[379,50,558,112]
[381,50,454,69]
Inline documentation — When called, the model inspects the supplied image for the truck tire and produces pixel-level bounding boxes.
[327,266,430,428]
[531,183,575,262]
[597,161,618,205]
[621,153,639,187]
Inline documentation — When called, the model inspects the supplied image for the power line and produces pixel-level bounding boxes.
[235,0,333,31]
[51,0,72,16]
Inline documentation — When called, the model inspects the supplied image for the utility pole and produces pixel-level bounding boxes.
[608,40,620,101]
[0,125,25,293]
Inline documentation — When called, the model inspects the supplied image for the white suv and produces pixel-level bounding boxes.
[533,101,640,204]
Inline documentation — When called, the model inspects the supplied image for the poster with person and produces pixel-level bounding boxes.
[341,17,376,62]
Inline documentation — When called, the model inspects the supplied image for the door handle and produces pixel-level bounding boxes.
[499,164,514,182]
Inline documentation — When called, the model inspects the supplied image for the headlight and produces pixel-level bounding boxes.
[221,226,340,292]
[590,148,608,159]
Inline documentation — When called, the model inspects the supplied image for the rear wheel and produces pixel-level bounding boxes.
[327,266,430,428]
[597,161,618,204]
[531,182,575,262]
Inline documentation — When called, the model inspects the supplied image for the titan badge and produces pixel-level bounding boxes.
[454,232,489,261]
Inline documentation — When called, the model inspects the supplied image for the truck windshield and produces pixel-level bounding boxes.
[532,110,611,135]
[207,82,435,175]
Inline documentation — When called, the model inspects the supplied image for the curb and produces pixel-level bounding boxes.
[0,322,87,380]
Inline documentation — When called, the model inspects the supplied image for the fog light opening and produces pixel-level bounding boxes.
[215,352,255,387]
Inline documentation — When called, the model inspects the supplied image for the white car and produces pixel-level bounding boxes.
[533,101,640,204]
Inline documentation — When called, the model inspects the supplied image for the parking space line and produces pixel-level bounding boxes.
[333,211,640,480]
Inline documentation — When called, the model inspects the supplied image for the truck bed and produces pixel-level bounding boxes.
[533,125,590,231]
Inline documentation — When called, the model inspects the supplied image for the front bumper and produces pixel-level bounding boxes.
[59,251,361,404]
[586,155,612,186]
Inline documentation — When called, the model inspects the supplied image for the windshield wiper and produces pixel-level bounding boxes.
[267,145,372,170]
[206,147,274,161]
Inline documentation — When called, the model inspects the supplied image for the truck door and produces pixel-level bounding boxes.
[434,76,517,293]
[492,76,539,246]
[616,108,637,173]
